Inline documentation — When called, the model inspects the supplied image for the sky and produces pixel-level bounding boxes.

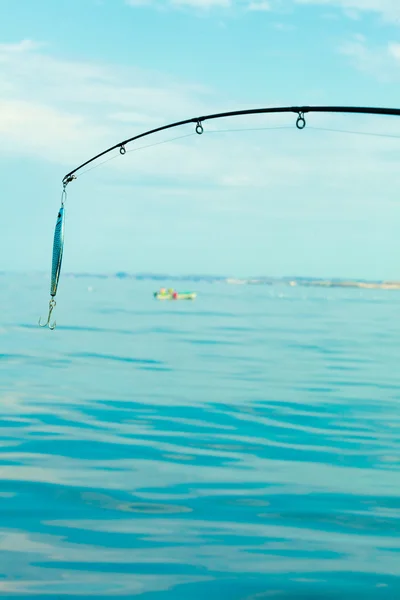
[1,0,400,279]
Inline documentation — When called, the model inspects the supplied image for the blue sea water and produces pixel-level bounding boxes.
[0,274,399,599]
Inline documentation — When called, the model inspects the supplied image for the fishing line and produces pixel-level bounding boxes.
[76,124,400,181]
[204,124,400,140]
[307,126,400,140]
[76,128,297,181]
[77,153,121,179]
[125,131,196,155]
[205,125,294,134]
[77,132,197,179]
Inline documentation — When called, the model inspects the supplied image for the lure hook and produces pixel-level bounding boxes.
[39,298,57,330]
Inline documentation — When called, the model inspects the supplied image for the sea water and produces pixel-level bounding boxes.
[0,274,399,599]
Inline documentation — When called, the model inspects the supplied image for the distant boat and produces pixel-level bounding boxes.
[154,288,197,301]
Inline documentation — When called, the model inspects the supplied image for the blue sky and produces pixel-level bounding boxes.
[1,0,400,278]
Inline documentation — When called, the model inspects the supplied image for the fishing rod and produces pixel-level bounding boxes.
[61,105,400,185]
[40,104,400,329]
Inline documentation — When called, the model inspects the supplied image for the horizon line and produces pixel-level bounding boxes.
[2,271,400,284]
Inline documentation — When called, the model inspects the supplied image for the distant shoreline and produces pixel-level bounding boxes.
[57,273,400,290]
[4,272,400,290]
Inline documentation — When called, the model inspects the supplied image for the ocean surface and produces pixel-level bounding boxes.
[0,274,399,599]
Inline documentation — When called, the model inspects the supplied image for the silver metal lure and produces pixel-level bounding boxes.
[39,204,65,330]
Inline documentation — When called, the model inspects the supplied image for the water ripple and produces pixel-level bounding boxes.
[0,278,399,598]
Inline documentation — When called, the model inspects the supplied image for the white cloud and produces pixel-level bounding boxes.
[273,22,296,30]
[339,37,400,80]
[248,1,271,11]
[0,39,45,53]
[125,0,153,5]
[123,0,400,20]
[0,39,212,167]
[388,42,400,60]
[108,111,161,124]
[292,0,400,22]
[2,37,400,199]
[126,0,231,7]
[172,0,230,7]
[0,38,330,190]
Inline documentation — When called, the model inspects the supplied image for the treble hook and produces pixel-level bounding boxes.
[39,298,57,330]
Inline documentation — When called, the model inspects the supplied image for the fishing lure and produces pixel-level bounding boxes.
[39,202,65,330]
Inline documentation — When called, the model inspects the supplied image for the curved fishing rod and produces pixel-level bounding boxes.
[62,104,400,185]
[41,104,400,330]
